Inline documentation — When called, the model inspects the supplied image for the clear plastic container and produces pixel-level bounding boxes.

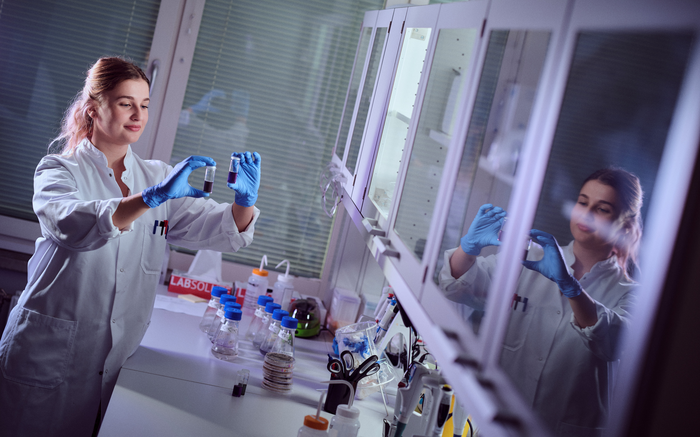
[328,405,361,437]
[271,316,298,358]
[253,302,281,348]
[272,260,294,310]
[259,308,289,356]
[207,294,236,341]
[198,285,227,333]
[245,295,273,341]
[297,415,329,437]
[244,260,269,310]
[211,308,242,361]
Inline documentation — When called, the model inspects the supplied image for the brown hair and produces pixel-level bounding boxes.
[50,57,150,154]
[583,167,644,277]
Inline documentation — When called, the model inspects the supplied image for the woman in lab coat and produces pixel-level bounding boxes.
[440,168,643,437]
[0,57,261,437]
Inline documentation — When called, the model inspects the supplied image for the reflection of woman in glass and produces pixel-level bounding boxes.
[440,168,643,436]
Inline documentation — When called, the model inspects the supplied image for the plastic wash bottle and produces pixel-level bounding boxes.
[244,255,269,310]
[272,259,294,311]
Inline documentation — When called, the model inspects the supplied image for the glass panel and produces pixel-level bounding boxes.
[496,32,692,435]
[394,28,479,260]
[346,27,388,174]
[434,30,551,335]
[336,27,373,163]
[170,0,383,278]
[0,0,160,221]
[368,28,432,218]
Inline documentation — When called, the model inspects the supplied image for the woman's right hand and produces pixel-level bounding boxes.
[460,204,506,255]
[141,155,216,208]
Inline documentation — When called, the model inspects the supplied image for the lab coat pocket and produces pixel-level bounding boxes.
[141,222,166,275]
[501,306,534,352]
[0,307,77,389]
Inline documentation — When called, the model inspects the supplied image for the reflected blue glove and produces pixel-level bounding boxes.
[227,151,261,207]
[522,229,582,298]
[142,155,216,208]
[191,89,226,115]
[460,204,507,256]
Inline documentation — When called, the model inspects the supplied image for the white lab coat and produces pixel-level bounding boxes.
[0,140,259,437]
[439,241,636,437]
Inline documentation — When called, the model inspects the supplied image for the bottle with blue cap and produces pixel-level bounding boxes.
[253,302,281,348]
[271,316,298,358]
[207,294,237,341]
[211,307,243,361]
[209,301,242,343]
[199,286,228,333]
[245,295,274,341]
[259,308,289,356]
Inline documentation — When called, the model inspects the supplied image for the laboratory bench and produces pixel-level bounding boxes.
[98,286,393,437]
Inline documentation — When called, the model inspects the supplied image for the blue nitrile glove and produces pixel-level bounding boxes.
[142,156,216,208]
[522,229,582,298]
[191,89,226,115]
[227,151,261,207]
[460,204,507,256]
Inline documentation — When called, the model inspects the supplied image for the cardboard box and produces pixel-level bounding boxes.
[168,272,233,300]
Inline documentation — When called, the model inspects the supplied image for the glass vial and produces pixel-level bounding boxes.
[259,309,289,356]
[211,308,242,361]
[271,316,298,358]
[198,285,228,333]
[203,165,216,193]
[253,302,281,348]
[228,155,241,184]
[245,295,274,341]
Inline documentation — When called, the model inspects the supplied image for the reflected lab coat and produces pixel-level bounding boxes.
[439,242,636,437]
[0,140,259,437]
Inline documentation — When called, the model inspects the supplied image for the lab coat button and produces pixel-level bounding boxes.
[112,319,116,324]
[120,268,125,273]
[557,311,561,315]
[538,357,543,361]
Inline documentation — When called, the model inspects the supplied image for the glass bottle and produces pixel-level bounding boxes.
[199,285,227,333]
[259,309,289,356]
[253,302,281,348]
[209,301,241,343]
[245,295,274,341]
[271,316,298,358]
[211,307,242,361]
[207,294,237,341]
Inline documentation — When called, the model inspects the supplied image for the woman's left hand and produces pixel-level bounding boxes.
[227,151,261,207]
[522,229,582,298]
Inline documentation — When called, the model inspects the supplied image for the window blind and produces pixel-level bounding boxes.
[0,0,159,221]
[171,0,383,278]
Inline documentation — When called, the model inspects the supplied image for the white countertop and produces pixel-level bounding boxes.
[98,288,394,437]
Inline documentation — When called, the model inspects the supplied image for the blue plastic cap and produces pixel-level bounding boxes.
[257,295,273,306]
[265,302,281,313]
[280,316,298,330]
[272,309,289,321]
[220,294,236,305]
[225,302,241,310]
[211,286,228,297]
[225,308,242,321]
